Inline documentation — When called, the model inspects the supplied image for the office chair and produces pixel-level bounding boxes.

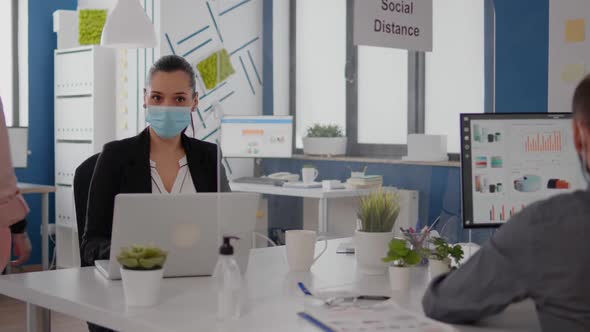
[73,153,100,267]
[73,153,115,332]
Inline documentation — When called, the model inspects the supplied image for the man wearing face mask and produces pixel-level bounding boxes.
[81,55,230,269]
[422,75,590,331]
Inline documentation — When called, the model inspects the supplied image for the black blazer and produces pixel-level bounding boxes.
[80,128,230,266]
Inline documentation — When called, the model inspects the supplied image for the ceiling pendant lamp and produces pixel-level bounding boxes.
[101,0,157,48]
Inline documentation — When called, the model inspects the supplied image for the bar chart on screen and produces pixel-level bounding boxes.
[523,131,563,153]
[488,204,526,222]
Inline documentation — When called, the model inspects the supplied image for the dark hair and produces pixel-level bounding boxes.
[573,74,590,124]
[147,55,196,95]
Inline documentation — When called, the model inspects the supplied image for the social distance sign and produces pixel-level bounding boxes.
[354,0,433,52]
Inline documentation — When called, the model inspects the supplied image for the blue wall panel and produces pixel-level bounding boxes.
[14,0,77,265]
[494,0,549,114]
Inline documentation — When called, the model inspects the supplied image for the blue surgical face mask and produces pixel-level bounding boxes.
[146,105,192,138]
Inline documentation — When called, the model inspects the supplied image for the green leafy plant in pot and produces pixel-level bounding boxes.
[302,124,347,156]
[427,237,464,279]
[354,190,401,275]
[383,238,421,290]
[117,245,168,307]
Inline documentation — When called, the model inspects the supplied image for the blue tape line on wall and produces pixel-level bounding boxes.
[220,91,235,103]
[178,25,210,45]
[239,56,255,95]
[196,108,206,129]
[206,1,224,43]
[202,127,219,141]
[182,38,213,57]
[219,0,252,16]
[164,33,176,55]
[230,37,260,56]
[247,50,262,85]
[201,82,228,100]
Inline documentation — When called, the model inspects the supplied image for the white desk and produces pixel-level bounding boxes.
[17,183,56,271]
[0,239,540,332]
[230,183,385,233]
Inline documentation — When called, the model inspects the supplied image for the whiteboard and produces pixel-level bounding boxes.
[220,116,293,158]
[7,127,28,168]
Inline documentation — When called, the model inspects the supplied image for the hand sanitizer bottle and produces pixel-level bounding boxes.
[212,236,242,320]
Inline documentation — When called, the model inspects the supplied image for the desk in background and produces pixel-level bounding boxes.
[17,183,56,271]
[230,183,419,235]
[0,239,541,332]
[230,183,418,239]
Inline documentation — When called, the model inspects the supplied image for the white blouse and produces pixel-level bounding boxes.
[150,156,197,194]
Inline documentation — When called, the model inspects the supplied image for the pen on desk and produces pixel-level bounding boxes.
[297,282,313,296]
[298,312,335,332]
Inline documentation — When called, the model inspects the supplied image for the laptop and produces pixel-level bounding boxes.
[95,193,260,280]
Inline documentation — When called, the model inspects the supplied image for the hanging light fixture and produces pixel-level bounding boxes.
[101,0,157,48]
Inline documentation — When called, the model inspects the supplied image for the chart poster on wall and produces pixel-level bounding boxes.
[220,116,293,158]
[353,0,432,51]
[461,113,586,228]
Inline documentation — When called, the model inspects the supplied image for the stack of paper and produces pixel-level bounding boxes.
[346,175,383,189]
[299,302,456,332]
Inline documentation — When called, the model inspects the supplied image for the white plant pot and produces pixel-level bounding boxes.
[389,266,411,291]
[121,268,164,307]
[354,230,394,275]
[303,137,347,156]
[428,259,451,280]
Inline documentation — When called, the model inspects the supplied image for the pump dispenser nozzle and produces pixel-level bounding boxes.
[219,236,240,255]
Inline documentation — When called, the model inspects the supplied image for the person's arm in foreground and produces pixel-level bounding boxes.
[422,206,536,324]
[0,98,28,227]
[80,143,121,265]
[10,219,31,266]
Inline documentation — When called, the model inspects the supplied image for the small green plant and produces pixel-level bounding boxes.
[306,124,344,138]
[382,238,421,267]
[357,190,400,233]
[117,245,168,271]
[429,237,464,268]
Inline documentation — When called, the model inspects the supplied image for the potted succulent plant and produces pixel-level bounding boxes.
[117,245,168,307]
[354,190,400,275]
[302,124,347,156]
[427,237,464,279]
[383,238,421,291]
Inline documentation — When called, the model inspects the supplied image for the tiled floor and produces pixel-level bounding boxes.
[0,295,88,332]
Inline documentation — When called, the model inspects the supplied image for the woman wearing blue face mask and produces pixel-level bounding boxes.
[81,55,230,271]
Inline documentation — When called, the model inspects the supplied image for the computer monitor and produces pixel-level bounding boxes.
[7,127,28,168]
[220,116,293,158]
[461,113,586,228]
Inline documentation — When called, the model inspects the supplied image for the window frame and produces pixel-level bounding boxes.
[3,0,20,127]
[289,0,494,159]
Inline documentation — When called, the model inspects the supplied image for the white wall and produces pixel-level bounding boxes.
[118,0,264,179]
[548,0,590,113]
